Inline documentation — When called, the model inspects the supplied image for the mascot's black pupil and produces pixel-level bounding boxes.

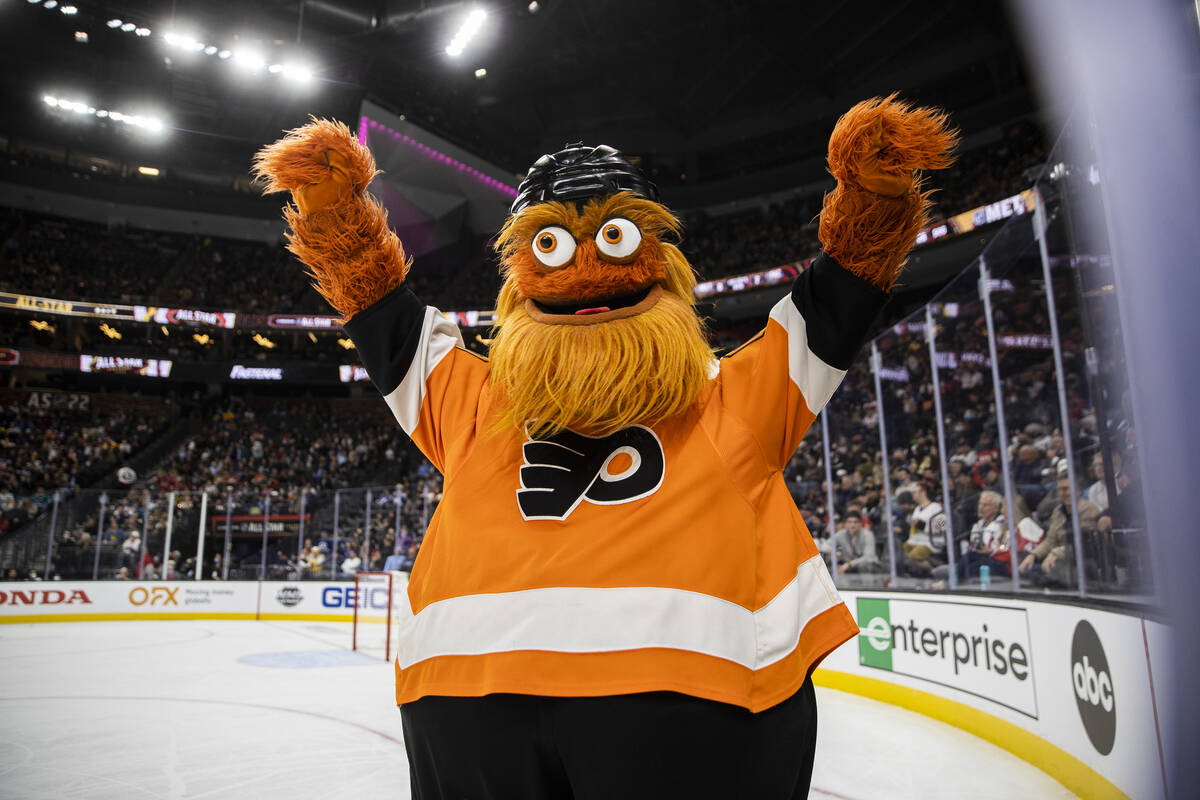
[605,228,619,240]
[539,235,554,249]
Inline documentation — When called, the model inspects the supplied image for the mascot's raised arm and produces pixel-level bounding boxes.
[254,95,956,799]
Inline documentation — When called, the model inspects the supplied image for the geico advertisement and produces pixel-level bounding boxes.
[260,578,410,616]
[855,596,1038,718]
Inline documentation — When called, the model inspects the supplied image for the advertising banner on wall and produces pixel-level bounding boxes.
[79,354,173,377]
[0,581,252,618]
[824,591,1170,800]
[855,596,1037,717]
[0,578,408,622]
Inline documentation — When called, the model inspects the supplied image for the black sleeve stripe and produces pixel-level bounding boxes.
[790,253,889,371]
[342,285,426,396]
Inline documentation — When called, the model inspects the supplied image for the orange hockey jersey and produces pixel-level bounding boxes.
[344,253,887,712]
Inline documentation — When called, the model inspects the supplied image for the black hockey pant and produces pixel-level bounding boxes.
[400,677,817,800]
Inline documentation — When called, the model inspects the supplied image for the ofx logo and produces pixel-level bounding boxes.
[1071,620,1116,755]
[129,586,179,606]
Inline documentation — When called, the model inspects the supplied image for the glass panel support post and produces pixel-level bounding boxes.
[194,490,208,581]
[925,305,960,589]
[92,493,107,580]
[870,342,899,584]
[43,489,61,580]
[1034,188,1088,597]
[978,259,1022,593]
[820,410,840,585]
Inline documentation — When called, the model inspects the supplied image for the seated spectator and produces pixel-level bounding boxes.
[383,545,406,573]
[340,552,361,577]
[120,530,142,572]
[901,483,946,577]
[833,514,880,576]
[955,490,1011,582]
[1019,477,1101,587]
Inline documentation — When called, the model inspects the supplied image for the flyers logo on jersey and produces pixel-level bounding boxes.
[517,425,665,521]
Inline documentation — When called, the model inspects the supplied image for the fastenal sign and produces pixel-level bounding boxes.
[855,597,1037,718]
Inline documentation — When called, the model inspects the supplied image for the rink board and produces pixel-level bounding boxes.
[0,578,408,623]
[0,582,1170,799]
[820,591,1171,800]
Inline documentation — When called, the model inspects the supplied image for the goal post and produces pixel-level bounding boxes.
[352,571,407,661]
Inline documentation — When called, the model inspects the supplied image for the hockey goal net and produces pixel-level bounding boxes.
[352,571,407,661]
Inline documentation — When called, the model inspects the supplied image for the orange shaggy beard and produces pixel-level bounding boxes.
[488,243,714,439]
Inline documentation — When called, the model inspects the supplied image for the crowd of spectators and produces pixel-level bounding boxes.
[784,251,1147,595]
[6,394,442,582]
[0,393,170,541]
[1,119,1047,325]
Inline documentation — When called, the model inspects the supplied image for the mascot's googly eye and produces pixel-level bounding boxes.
[531,226,576,268]
[594,218,642,260]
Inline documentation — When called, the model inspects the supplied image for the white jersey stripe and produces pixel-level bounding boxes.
[766,295,847,416]
[394,555,841,671]
[381,307,463,435]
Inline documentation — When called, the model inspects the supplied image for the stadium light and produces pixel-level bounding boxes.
[135,27,151,37]
[475,67,487,78]
[106,18,121,27]
[60,5,78,14]
[138,166,160,176]
[445,8,487,57]
[232,50,265,71]
[281,63,313,82]
[163,32,205,52]
[27,0,42,5]
[217,50,231,59]
[74,31,87,43]
[203,45,218,55]
[120,22,135,32]
[44,94,165,133]
[43,1,57,9]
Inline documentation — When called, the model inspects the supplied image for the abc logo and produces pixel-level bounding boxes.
[1070,620,1116,755]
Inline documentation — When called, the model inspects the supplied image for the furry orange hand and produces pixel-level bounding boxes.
[826,94,958,197]
[819,95,958,291]
[253,117,408,320]
[252,117,378,214]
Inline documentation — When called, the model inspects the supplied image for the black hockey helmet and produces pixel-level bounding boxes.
[510,143,659,214]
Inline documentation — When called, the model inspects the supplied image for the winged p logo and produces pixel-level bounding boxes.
[517,425,665,521]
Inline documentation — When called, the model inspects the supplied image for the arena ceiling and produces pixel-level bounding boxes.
[0,0,1037,203]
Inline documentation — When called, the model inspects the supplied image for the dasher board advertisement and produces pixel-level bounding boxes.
[855,596,1037,717]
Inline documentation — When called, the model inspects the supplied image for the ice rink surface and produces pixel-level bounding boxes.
[0,620,1077,799]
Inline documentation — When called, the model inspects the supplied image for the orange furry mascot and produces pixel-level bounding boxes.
[255,95,955,799]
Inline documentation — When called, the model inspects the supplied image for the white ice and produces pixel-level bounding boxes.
[0,620,1077,799]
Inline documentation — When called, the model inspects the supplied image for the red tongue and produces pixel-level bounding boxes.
[575,306,611,315]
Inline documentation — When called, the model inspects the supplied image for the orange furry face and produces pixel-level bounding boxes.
[495,193,683,324]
